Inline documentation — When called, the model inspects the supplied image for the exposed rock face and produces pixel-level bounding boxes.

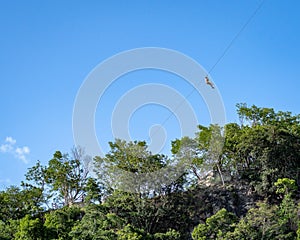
[149,174,262,239]
[190,182,259,221]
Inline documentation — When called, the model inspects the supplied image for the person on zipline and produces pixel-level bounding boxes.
[205,76,214,89]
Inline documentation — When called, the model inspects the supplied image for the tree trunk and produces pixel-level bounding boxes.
[216,163,225,186]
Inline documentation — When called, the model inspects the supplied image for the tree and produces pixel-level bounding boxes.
[0,219,15,240]
[116,224,147,240]
[94,139,183,196]
[14,215,42,240]
[1,103,300,240]
[224,198,299,240]
[0,186,44,222]
[172,125,226,187]
[275,178,297,196]
[223,104,300,195]
[45,148,91,206]
[153,229,181,240]
[171,137,203,185]
[22,160,49,208]
[44,206,82,240]
[192,208,237,240]
[24,147,92,207]
[196,125,226,186]
[83,177,103,204]
[69,205,123,240]
[275,178,298,237]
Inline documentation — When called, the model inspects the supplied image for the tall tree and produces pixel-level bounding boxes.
[93,139,182,196]
[24,147,92,207]
[225,104,300,194]
[172,124,226,187]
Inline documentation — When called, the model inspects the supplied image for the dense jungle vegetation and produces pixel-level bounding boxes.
[1,104,300,239]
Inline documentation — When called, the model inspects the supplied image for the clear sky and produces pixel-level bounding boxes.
[0,0,299,188]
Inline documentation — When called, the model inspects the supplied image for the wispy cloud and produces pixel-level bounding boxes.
[0,178,11,184]
[0,137,30,163]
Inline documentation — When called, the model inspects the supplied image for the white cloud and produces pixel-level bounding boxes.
[15,146,30,163]
[0,137,30,163]
[0,136,16,153]
[5,137,16,145]
[0,143,12,153]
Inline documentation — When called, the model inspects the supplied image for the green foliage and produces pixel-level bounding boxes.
[154,229,181,239]
[171,136,203,184]
[172,125,226,186]
[84,177,103,204]
[223,105,300,196]
[14,215,42,240]
[0,186,43,222]
[69,205,123,240]
[227,202,280,239]
[44,206,82,240]
[224,199,298,239]
[192,208,237,239]
[1,104,300,240]
[116,224,146,239]
[297,219,300,240]
[0,220,13,240]
[45,148,91,206]
[94,139,186,196]
[275,178,297,195]
[103,190,160,234]
[96,139,163,174]
[222,188,299,239]
[102,188,192,237]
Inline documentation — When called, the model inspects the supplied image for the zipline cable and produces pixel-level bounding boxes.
[207,0,266,75]
[146,0,266,144]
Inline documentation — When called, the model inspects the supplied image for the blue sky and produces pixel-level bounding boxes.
[0,0,299,188]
